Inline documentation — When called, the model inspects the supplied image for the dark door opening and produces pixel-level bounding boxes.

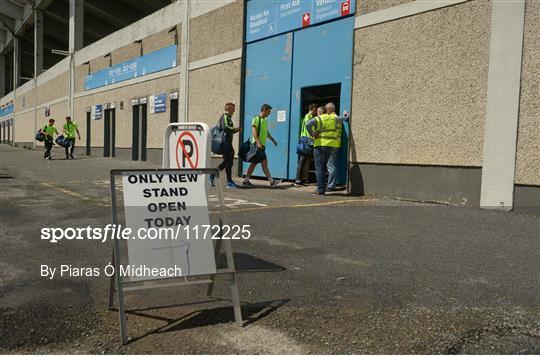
[131,103,148,161]
[301,83,341,116]
[103,109,116,157]
[1,122,4,143]
[85,111,91,155]
[170,98,178,123]
[7,121,11,144]
[140,104,147,161]
[299,83,341,183]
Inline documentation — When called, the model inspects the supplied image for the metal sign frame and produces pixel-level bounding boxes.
[108,167,243,345]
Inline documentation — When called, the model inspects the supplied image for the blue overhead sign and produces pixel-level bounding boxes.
[0,103,14,117]
[246,0,355,42]
[85,45,177,90]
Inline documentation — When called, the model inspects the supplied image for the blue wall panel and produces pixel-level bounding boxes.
[243,33,293,179]
[0,104,14,117]
[85,45,177,90]
[288,17,355,183]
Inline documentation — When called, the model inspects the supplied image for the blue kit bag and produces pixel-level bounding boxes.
[35,130,45,142]
[55,135,71,148]
[296,136,313,155]
[239,117,265,163]
[211,125,227,154]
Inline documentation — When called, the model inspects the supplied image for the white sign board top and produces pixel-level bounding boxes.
[163,123,211,169]
[122,171,216,280]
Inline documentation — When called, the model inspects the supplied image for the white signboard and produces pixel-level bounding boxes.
[163,123,211,169]
[122,171,216,280]
[276,110,287,122]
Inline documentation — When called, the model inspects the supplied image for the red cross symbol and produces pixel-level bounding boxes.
[341,0,350,16]
[302,12,311,27]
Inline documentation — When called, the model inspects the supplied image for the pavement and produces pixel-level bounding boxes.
[0,144,539,354]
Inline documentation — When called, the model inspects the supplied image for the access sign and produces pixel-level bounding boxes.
[246,0,356,43]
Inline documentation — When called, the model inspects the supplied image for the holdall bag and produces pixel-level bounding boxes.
[35,129,45,142]
[211,124,227,155]
[296,135,313,155]
[239,116,264,163]
[238,139,251,161]
[246,143,266,163]
[55,135,71,148]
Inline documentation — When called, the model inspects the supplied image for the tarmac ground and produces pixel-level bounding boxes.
[0,144,539,354]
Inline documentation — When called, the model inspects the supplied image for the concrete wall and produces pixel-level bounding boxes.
[358,0,414,15]
[13,111,34,144]
[14,88,34,112]
[74,73,179,149]
[350,163,481,205]
[514,0,539,186]
[111,42,141,66]
[188,59,242,131]
[88,55,111,76]
[37,73,69,105]
[143,29,177,55]
[189,1,243,62]
[350,0,491,167]
[74,64,89,93]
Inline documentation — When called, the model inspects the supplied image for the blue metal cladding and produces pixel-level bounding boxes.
[288,17,355,183]
[84,45,177,90]
[246,0,356,43]
[243,33,293,178]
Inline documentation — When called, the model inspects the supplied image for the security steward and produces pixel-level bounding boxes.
[324,103,344,191]
[306,104,348,195]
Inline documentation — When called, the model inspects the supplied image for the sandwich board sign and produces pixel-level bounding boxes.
[108,124,242,344]
[121,171,216,279]
[108,168,242,344]
[162,122,210,169]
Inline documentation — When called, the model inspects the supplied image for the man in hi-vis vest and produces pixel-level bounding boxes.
[306,103,348,195]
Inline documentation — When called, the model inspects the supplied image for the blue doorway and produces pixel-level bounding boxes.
[242,33,293,179]
[289,17,354,185]
[242,15,355,186]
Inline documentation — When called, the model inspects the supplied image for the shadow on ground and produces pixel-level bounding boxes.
[217,252,287,273]
[124,299,289,344]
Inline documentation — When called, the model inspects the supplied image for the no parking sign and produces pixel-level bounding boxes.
[162,123,210,169]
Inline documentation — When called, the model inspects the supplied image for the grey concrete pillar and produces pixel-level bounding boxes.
[34,10,44,76]
[69,0,84,52]
[68,0,84,117]
[0,54,5,96]
[178,0,190,122]
[480,0,526,210]
[33,10,44,150]
[13,36,20,89]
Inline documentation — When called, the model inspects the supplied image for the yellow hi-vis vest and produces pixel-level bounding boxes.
[313,114,339,148]
[327,113,342,148]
